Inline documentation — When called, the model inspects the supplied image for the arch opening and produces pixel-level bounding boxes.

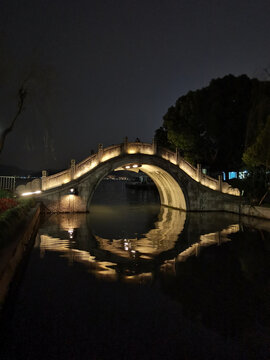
[84,156,188,212]
[90,168,159,208]
[109,162,187,211]
[137,164,187,211]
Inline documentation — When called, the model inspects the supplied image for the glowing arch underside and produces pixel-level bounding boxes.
[122,164,187,211]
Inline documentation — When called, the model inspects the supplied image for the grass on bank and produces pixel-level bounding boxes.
[0,191,35,247]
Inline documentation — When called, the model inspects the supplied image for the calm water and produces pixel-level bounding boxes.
[1,180,270,360]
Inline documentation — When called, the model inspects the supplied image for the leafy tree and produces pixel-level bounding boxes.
[154,126,171,149]
[243,115,270,168]
[156,75,270,178]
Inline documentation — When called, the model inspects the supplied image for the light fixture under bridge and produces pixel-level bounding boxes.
[123,164,141,170]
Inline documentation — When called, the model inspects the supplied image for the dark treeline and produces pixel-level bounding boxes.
[156,75,270,176]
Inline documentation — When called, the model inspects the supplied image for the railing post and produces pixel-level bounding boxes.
[152,138,157,155]
[175,147,181,165]
[122,136,128,154]
[42,170,47,190]
[70,159,76,180]
[98,143,103,162]
[195,243,200,257]
[218,175,223,192]
[196,163,202,182]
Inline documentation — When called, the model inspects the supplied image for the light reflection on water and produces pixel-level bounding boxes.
[37,202,241,283]
[38,205,187,282]
[36,180,270,286]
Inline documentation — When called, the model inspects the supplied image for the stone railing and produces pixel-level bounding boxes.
[159,147,177,165]
[42,169,71,191]
[17,139,240,196]
[126,142,155,155]
[75,153,99,179]
[200,173,219,191]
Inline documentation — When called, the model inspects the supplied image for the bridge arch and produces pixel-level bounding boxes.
[82,154,188,211]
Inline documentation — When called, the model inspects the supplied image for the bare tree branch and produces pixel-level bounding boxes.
[0,85,27,154]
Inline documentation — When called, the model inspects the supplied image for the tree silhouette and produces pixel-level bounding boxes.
[0,84,27,154]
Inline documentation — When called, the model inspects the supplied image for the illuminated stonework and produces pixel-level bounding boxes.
[17,140,242,213]
[18,141,240,196]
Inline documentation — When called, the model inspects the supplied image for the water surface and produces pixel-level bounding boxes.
[1,180,270,359]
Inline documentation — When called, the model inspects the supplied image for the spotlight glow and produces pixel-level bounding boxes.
[22,190,42,196]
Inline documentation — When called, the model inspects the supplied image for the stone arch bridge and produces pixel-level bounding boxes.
[17,140,241,213]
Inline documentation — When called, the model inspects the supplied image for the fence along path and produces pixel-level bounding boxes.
[0,176,16,191]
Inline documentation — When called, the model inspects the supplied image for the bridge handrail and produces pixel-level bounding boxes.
[46,169,69,181]
[200,173,219,191]
[101,144,122,161]
[102,144,121,152]
[76,153,98,173]
[126,142,154,155]
[159,147,176,161]
[179,157,197,172]
[43,169,70,190]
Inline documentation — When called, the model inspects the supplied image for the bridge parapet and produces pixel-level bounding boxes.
[42,168,70,191]
[100,144,122,162]
[158,147,177,165]
[125,142,155,155]
[200,173,219,192]
[75,153,98,179]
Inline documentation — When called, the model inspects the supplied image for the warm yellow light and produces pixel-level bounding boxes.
[22,192,32,196]
[22,190,42,196]
[68,228,74,238]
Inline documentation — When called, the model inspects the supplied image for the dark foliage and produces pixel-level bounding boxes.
[156,75,270,174]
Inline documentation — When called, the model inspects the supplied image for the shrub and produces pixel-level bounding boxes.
[0,198,18,213]
[0,189,13,199]
[0,198,36,246]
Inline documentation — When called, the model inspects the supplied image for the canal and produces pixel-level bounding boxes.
[0,180,270,359]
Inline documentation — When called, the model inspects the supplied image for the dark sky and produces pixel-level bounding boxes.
[0,0,270,171]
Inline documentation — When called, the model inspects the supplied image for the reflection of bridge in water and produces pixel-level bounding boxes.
[37,208,240,283]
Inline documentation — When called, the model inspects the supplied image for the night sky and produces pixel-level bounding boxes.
[0,0,270,171]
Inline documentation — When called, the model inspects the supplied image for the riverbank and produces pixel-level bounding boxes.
[240,204,270,221]
[0,204,41,307]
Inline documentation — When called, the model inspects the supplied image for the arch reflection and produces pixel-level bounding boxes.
[38,206,186,282]
[37,209,242,283]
